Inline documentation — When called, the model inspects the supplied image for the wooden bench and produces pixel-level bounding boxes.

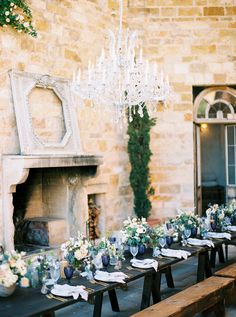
[214,262,236,305]
[131,276,234,317]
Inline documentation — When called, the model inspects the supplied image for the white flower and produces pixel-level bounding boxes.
[10,2,14,6]
[5,11,10,16]
[6,18,10,23]
[23,22,29,28]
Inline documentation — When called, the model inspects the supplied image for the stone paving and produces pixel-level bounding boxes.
[56,245,236,317]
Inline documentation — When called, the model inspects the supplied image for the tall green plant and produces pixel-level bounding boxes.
[127,103,156,219]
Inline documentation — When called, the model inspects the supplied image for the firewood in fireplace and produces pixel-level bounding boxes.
[88,199,101,240]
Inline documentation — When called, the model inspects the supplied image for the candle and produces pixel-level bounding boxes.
[139,48,143,63]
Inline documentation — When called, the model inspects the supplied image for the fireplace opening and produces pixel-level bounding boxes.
[12,166,97,253]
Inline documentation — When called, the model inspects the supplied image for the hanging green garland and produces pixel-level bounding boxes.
[0,0,37,37]
[127,104,156,219]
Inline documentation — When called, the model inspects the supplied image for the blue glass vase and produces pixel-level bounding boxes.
[64,265,74,284]
[191,227,197,238]
[138,244,145,255]
[166,236,173,247]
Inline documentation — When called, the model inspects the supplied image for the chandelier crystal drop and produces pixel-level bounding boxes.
[71,0,171,124]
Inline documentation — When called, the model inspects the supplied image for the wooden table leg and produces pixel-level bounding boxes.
[152,272,161,304]
[218,245,225,263]
[140,273,153,310]
[108,289,120,312]
[205,251,212,278]
[165,266,175,288]
[197,250,212,282]
[210,249,216,268]
[93,293,103,317]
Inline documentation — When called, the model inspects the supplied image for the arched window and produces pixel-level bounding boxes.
[194,87,236,123]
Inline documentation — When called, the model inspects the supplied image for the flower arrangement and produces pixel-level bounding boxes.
[0,250,27,287]
[61,232,91,268]
[0,0,37,37]
[174,210,200,232]
[121,217,151,246]
[206,204,226,231]
[224,199,236,224]
[150,224,165,247]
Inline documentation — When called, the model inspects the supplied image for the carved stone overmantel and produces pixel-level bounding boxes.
[9,70,82,155]
[2,155,103,251]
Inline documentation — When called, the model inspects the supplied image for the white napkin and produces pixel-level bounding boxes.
[94,270,128,284]
[187,238,215,248]
[207,232,231,240]
[131,258,158,271]
[227,226,236,232]
[161,248,191,260]
[51,284,88,300]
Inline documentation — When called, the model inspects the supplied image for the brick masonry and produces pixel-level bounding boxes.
[0,0,235,246]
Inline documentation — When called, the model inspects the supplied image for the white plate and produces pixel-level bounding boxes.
[51,288,71,297]
[94,275,118,283]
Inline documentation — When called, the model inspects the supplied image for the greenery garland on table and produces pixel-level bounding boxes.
[0,0,37,37]
[127,104,156,219]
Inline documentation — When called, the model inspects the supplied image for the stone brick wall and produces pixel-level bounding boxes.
[126,0,236,219]
[0,0,235,245]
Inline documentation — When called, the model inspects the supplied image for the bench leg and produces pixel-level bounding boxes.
[165,266,175,288]
[202,299,225,317]
[108,289,120,312]
[140,273,153,310]
[152,272,161,304]
[93,293,103,317]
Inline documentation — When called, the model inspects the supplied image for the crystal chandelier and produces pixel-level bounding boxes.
[71,0,171,124]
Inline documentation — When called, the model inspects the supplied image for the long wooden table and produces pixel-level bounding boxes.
[0,236,232,317]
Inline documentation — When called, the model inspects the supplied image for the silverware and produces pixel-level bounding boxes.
[46,294,67,302]
[89,279,109,287]
[85,287,94,293]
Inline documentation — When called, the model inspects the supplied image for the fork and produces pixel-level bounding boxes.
[89,279,109,287]
[46,294,67,302]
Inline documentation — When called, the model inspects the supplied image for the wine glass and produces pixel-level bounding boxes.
[101,255,110,271]
[130,245,138,260]
[50,261,60,285]
[64,265,74,284]
[184,228,191,239]
[159,237,166,249]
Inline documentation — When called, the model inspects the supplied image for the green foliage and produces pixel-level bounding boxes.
[127,104,156,219]
[0,0,37,37]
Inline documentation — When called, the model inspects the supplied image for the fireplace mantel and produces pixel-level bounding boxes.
[2,154,103,250]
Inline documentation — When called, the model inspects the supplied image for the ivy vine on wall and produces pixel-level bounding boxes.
[0,0,37,37]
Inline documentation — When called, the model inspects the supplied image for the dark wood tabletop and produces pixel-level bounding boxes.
[0,234,234,317]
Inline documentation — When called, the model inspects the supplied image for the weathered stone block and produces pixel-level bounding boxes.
[204,7,225,16]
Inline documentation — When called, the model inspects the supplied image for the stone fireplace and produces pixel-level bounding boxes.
[2,70,105,251]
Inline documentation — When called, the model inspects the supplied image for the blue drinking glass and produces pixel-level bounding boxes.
[64,265,74,284]
[101,255,110,271]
